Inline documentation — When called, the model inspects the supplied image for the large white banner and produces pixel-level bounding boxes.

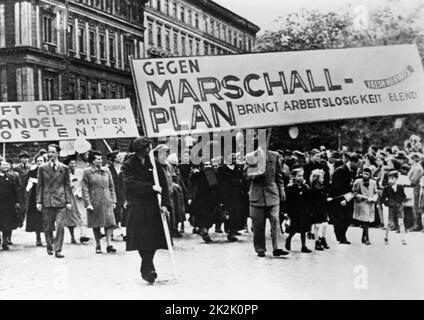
[0,99,139,142]
[131,44,424,138]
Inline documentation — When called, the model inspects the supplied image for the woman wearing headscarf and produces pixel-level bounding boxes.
[120,137,171,284]
[82,150,117,254]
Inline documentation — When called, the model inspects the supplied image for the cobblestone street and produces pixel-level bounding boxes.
[1,222,423,300]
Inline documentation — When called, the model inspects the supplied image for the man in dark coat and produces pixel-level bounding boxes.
[0,159,23,250]
[217,153,247,242]
[328,153,360,244]
[120,137,171,284]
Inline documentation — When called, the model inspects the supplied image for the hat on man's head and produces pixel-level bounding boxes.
[362,167,372,175]
[19,151,30,159]
[388,170,399,178]
[395,151,408,160]
[63,154,77,166]
[106,150,119,160]
[131,137,151,152]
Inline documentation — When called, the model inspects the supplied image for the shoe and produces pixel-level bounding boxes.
[315,241,324,251]
[202,234,213,243]
[47,247,53,255]
[2,244,9,251]
[106,246,117,253]
[396,230,400,234]
[410,226,422,232]
[7,240,12,245]
[340,240,351,244]
[361,237,366,244]
[285,239,291,251]
[80,237,89,244]
[55,251,65,258]
[100,233,106,238]
[234,231,242,236]
[301,246,312,253]
[172,232,183,238]
[215,229,223,234]
[95,246,102,254]
[36,240,43,247]
[257,252,266,257]
[402,240,407,245]
[365,239,371,245]
[71,238,77,244]
[192,227,200,234]
[384,238,389,245]
[123,235,127,241]
[320,238,330,249]
[273,249,289,256]
[142,271,158,284]
[227,235,238,242]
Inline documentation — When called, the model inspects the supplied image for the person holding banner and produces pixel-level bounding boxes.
[328,153,360,244]
[120,137,172,284]
[36,144,73,258]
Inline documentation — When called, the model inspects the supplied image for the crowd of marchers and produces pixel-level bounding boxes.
[1,134,423,284]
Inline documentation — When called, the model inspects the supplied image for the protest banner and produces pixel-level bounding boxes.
[0,98,139,143]
[131,44,424,138]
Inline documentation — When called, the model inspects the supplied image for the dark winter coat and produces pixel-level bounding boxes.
[0,172,22,231]
[121,154,171,251]
[286,182,311,233]
[25,167,43,232]
[217,164,248,231]
[307,185,329,224]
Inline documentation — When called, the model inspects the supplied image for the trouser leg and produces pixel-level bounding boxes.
[53,208,66,252]
[250,206,266,253]
[138,249,156,275]
[268,205,282,251]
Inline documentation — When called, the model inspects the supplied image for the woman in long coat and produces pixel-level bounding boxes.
[82,150,117,254]
[120,137,171,284]
[353,167,378,245]
[25,155,46,246]
[217,153,247,242]
[0,159,22,251]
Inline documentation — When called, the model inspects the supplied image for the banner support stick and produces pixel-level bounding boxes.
[149,146,178,281]
[2,143,5,159]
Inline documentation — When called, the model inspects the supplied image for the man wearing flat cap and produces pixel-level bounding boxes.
[121,137,172,284]
[408,152,424,231]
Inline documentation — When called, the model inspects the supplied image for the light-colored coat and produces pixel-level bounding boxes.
[353,178,378,222]
[81,166,116,228]
[248,151,285,207]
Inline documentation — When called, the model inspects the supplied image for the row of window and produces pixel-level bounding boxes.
[147,0,253,50]
[147,21,233,56]
[73,0,143,24]
[42,15,139,70]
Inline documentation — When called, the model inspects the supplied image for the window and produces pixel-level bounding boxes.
[68,25,75,50]
[80,83,87,99]
[165,29,170,51]
[228,29,232,43]
[89,31,95,57]
[78,27,85,54]
[216,23,220,38]
[42,16,53,43]
[90,86,97,99]
[157,0,161,12]
[105,0,112,12]
[94,0,101,9]
[210,19,214,35]
[164,0,169,14]
[203,16,208,33]
[157,25,162,47]
[239,35,243,49]
[222,26,227,41]
[180,6,185,22]
[44,77,55,100]
[195,40,200,56]
[100,88,106,99]
[68,81,76,99]
[173,31,178,53]
[181,35,186,55]
[247,39,252,51]
[188,38,192,56]
[194,13,199,29]
[124,39,134,68]
[233,32,237,46]
[204,42,208,55]
[187,9,192,25]
[99,34,105,59]
[172,2,177,17]
[109,36,115,62]
[148,22,153,45]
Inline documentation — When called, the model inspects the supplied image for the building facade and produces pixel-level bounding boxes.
[144,0,259,59]
[0,0,259,155]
